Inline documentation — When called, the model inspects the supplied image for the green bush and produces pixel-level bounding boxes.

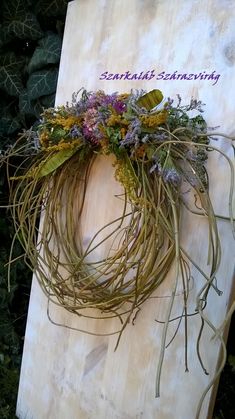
[0,1,69,417]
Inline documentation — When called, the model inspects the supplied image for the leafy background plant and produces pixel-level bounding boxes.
[0,1,68,417]
[0,0,234,418]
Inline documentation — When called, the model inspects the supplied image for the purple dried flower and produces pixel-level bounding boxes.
[150,162,161,174]
[152,132,168,142]
[82,108,101,144]
[99,93,126,114]
[141,134,149,143]
[164,97,174,110]
[100,92,117,106]
[176,94,182,106]
[70,125,82,138]
[120,118,141,146]
[163,168,181,187]
[149,156,162,174]
[72,90,89,114]
[186,98,205,113]
[127,89,149,115]
[86,92,105,108]
[112,100,126,113]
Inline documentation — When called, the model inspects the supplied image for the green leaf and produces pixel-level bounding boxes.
[0,25,15,48]
[28,34,62,73]
[0,97,10,116]
[0,116,21,136]
[38,148,78,178]
[0,53,26,70]
[137,89,163,111]
[8,13,43,40]
[40,93,55,108]
[0,53,26,96]
[2,0,27,21]
[50,127,67,139]
[146,145,155,160]
[0,68,23,97]
[19,89,42,117]
[27,68,58,100]
[35,0,68,17]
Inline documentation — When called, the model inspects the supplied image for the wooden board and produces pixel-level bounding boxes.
[16,1,235,418]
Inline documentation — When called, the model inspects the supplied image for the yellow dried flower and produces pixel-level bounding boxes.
[140,110,168,128]
[120,127,127,138]
[39,132,49,147]
[54,115,82,129]
[100,137,110,155]
[107,114,129,127]
[114,159,139,204]
[42,139,81,152]
[117,93,130,101]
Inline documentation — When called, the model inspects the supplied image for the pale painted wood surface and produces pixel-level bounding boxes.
[17,1,235,418]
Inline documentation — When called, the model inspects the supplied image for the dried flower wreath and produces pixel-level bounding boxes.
[2,89,235,417]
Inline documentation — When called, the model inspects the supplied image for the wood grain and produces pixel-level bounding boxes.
[17,1,235,418]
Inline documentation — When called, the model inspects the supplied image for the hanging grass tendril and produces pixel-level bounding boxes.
[1,88,235,416]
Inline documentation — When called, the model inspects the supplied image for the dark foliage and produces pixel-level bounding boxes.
[0,1,69,417]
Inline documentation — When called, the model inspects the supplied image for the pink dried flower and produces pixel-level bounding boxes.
[83,108,100,144]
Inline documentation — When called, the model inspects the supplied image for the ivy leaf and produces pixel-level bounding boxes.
[19,89,42,117]
[27,68,58,100]
[8,13,43,40]
[28,34,62,74]
[2,0,27,21]
[40,93,55,108]
[0,97,10,116]
[0,25,15,48]
[0,53,25,96]
[0,70,23,97]
[0,53,26,70]
[0,116,21,136]
[35,0,68,17]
